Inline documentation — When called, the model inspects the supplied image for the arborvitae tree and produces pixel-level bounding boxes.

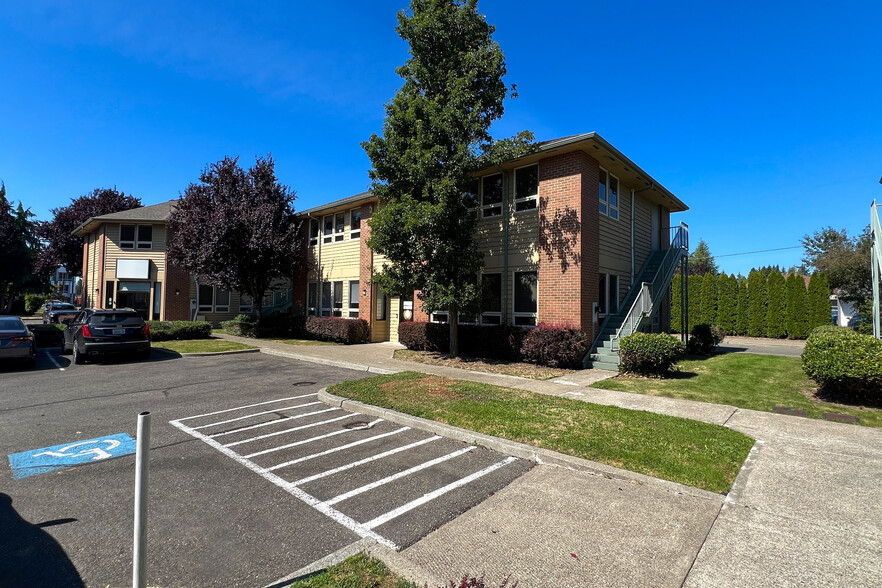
[715,273,738,334]
[747,269,768,337]
[807,272,832,332]
[671,273,682,333]
[765,269,787,338]
[735,278,749,335]
[689,239,719,275]
[785,273,809,338]
[688,274,702,330]
[699,272,718,325]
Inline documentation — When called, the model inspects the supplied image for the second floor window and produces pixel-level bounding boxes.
[309,219,319,247]
[482,174,503,218]
[599,168,619,220]
[514,165,538,212]
[350,209,361,240]
[120,224,153,250]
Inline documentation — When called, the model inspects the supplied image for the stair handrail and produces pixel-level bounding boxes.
[609,222,688,351]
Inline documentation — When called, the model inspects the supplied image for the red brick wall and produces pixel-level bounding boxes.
[164,262,191,320]
[358,204,374,325]
[537,151,600,332]
[412,290,429,323]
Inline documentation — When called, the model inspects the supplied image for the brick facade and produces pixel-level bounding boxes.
[536,151,600,332]
[358,204,374,324]
[163,262,192,320]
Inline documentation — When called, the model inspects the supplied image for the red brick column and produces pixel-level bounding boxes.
[412,290,429,323]
[536,151,600,332]
[358,204,374,326]
[164,262,191,320]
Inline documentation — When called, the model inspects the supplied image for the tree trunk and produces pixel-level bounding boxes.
[254,295,263,338]
[448,309,459,358]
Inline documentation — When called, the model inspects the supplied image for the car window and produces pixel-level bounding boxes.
[54,303,76,310]
[0,318,24,331]
[73,312,86,324]
[90,313,143,325]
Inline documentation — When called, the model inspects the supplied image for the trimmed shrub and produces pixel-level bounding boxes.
[671,274,682,334]
[25,294,47,315]
[765,270,786,338]
[785,273,808,339]
[687,274,702,332]
[687,323,725,355]
[715,274,737,336]
[807,272,831,331]
[520,324,590,369]
[460,325,528,361]
[305,316,369,344]
[28,324,64,348]
[221,314,259,337]
[747,269,767,337]
[699,273,718,326]
[398,321,450,352]
[618,332,686,376]
[222,313,307,338]
[147,321,213,342]
[802,326,882,404]
[735,279,749,336]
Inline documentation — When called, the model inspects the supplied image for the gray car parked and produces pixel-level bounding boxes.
[43,302,78,324]
[0,316,37,368]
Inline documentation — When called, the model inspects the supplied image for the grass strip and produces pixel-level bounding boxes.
[153,339,256,354]
[592,353,882,428]
[329,372,754,494]
[266,338,334,346]
[393,349,571,380]
[288,553,416,588]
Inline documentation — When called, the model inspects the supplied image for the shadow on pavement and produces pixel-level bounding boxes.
[0,493,84,587]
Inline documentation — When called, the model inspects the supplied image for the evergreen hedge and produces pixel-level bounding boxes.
[785,273,808,339]
[807,272,831,331]
[735,279,749,336]
[699,273,717,325]
[747,270,768,337]
[765,270,786,338]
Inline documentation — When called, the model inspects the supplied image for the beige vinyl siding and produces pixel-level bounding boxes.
[599,178,634,289]
[307,238,360,282]
[104,224,167,284]
[475,171,539,272]
[86,231,101,308]
[633,196,653,273]
[188,278,291,324]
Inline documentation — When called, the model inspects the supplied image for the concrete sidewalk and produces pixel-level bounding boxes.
[217,335,882,586]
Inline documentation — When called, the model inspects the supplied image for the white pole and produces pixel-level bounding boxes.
[133,411,151,588]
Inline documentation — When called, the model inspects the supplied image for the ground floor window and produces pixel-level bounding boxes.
[375,287,387,321]
[198,284,231,313]
[307,283,317,315]
[513,271,538,326]
[599,273,620,316]
[153,282,161,320]
[481,273,502,325]
[348,280,360,318]
[240,294,253,313]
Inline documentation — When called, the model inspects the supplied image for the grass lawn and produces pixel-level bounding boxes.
[266,338,333,346]
[153,339,257,354]
[288,553,416,588]
[393,349,572,380]
[330,372,755,494]
[592,353,882,428]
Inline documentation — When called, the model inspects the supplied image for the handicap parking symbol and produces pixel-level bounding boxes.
[8,433,137,479]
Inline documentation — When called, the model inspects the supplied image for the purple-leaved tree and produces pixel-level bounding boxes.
[167,155,302,328]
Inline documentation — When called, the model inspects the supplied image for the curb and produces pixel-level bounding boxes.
[259,346,399,375]
[263,537,378,588]
[317,388,723,502]
[177,348,261,357]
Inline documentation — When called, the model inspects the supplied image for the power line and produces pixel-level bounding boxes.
[712,245,802,259]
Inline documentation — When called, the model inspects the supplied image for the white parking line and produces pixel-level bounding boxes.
[362,457,518,530]
[44,350,65,371]
[223,413,361,448]
[192,401,323,430]
[324,446,476,506]
[291,436,441,487]
[265,427,410,472]
[242,418,383,459]
[209,407,341,438]
[169,417,399,550]
[175,393,318,422]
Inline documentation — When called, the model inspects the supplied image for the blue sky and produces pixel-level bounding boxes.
[1,1,880,276]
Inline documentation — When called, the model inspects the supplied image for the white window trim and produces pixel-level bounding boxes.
[430,311,449,324]
[348,280,360,318]
[334,213,345,243]
[349,209,361,240]
[513,164,539,214]
[481,272,503,325]
[481,173,504,218]
[599,167,619,220]
[214,289,231,313]
[322,215,334,244]
[120,224,153,250]
[512,271,538,327]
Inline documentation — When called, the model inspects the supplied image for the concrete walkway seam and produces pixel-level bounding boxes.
[724,438,766,505]
[317,388,723,502]
[263,537,378,588]
[260,346,400,375]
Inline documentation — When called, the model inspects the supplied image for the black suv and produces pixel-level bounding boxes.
[43,302,78,324]
[61,309,151,364]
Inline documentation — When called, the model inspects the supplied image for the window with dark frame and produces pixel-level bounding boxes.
[481,273,502,325]
[334,213,345,242]
[481,174,503,217]
[599,168,619,220]
[332,280,343,316]
[350,209,361,239]
[598,273,607,315]
[513,271,538,326]
[323,216,333,244]
[306,283,316,316]
[309,219,320,247]
[348,280,360,318]
[321,282,332,316]
[514,165,538,212]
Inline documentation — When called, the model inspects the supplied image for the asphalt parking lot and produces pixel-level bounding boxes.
[0,350,530,587]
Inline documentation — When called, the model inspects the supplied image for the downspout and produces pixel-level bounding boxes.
[630,188,635,282]
[493,164,510,324]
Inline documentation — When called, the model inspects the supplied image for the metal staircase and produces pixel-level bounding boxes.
[584,222,689,370]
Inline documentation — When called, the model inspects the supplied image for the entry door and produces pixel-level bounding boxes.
[117,291,150,319]
[651,205,661,250]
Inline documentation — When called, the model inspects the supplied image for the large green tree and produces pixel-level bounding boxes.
[807,272,831,331]
[802,226,871,306]
[0,183,41,313]
[363,0,527,356]
[735,278,749,335]
[689,239,719,276]
[765,269,786,338]
[747,269,767,337]
[784,272,808,339]
[715,273,738,335]
[699,272,717,325]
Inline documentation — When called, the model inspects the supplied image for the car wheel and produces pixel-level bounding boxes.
[138,348,151,361]
[73,343,85,365]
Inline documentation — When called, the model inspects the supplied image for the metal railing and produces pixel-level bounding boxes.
[609,222,689,350]
[261,285,293,315]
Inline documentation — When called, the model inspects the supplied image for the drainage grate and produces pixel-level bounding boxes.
[291,381,316,387]
[823,412,859,424]
[343,421,372,430]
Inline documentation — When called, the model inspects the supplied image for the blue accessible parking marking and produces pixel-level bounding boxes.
[8,433,137,479]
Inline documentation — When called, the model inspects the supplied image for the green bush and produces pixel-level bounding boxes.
[305,316,369,344]
[25,294,47,315]
[221,314,259,337]
[687,323,725,355]
[147,321,213,342]
[765,270,786,338]
[221,313,307,338]
[802,326,882,404]
[618,332,686,376]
